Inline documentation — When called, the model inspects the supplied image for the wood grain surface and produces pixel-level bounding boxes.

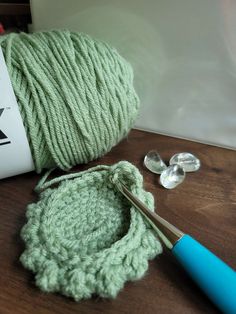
[0,129,235,314]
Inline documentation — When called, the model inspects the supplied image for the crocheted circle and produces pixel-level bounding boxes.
[20,161,162,300]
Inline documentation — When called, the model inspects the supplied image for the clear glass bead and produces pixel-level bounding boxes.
[159,164,185,189]
[144,150,167,174]
[169,152,200,172]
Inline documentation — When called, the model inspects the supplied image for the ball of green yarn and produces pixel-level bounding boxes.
[20,161,162,300]
[0,30,139,172]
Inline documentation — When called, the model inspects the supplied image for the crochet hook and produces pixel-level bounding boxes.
[115,180,236,314]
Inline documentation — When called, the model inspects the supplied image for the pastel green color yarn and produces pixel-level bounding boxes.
[20,161,162,300]
[0,31,139,172]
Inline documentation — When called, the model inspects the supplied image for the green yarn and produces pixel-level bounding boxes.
[20,161,162,300]
[0,31,139,172]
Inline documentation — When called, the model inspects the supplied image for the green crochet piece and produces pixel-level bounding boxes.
[20,161,162,300]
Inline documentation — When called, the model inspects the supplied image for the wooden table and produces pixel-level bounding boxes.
[1,129,235,314]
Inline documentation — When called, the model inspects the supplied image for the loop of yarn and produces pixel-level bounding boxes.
[0,31,139,172]
[20,161,162,301]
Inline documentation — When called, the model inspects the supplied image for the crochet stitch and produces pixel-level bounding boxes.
[20,161,162,300]
[0,31,139,172]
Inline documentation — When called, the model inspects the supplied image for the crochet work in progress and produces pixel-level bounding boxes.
[20,161,162,300]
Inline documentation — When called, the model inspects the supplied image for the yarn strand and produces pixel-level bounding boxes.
[35,164,109,193]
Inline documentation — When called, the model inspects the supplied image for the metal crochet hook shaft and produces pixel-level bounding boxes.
[115,180,184,246]
[114,180,236,314]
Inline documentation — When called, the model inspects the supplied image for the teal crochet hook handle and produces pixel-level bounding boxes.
[115,181,236,314]
[172,235,236,314]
